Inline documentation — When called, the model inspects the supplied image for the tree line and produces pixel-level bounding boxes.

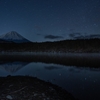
[0,38,100,53]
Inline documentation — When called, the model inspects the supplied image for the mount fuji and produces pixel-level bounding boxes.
[0,31,31,43]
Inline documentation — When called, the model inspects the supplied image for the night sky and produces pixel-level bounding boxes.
[0,0,100,42]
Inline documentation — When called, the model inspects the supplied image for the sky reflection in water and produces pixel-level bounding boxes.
[0,61,100,100]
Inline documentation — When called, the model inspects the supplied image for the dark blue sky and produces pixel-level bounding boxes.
[0,0,100,42]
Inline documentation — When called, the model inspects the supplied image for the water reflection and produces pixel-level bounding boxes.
[0,53,100,67]
[68,67,81,73]
[0,54,100,100]
[0,62,29,73]
[44,66,63,70]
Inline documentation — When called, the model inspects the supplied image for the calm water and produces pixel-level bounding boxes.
[0,61,100,100]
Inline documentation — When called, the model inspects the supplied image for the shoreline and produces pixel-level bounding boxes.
[0,75,77,100]
[0,52,100,67]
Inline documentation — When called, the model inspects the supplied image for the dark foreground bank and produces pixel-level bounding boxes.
[0,76,77,100]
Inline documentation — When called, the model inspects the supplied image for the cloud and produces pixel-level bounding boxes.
[88,34,100,38]
[69,68,80,73]
[44,66,62,70]
[69,32,100,39]
[72,35,85,39]
[69,32,83,39]
[44,35,63,39]
[69,32,81,38]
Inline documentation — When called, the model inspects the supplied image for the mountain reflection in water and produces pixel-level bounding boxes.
[0,54,100,100]
[0,62,29,73]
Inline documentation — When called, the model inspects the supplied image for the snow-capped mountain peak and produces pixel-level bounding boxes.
[0,31,31,43]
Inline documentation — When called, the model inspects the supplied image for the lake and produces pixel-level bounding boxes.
[0,53,100,100]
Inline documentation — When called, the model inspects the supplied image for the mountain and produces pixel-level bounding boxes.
[0,31,31,43]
